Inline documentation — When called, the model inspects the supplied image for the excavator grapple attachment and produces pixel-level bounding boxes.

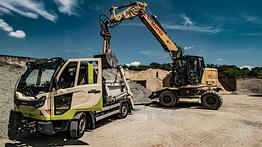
[94,53,118,68]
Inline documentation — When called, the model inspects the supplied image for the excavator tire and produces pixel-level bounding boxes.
[159,91,177,107]
[70,112,87,139]
[201,90,223,110]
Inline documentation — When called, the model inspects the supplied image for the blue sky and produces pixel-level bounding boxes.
[0,0,261,68]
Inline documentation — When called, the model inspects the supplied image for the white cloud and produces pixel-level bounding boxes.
[0,1,38,19]
[65,49,85,53]
[9,30,26,38]
[163,24,221,34]
[55,0,78,15]
[0,0,57,22]
[0,7,12,15]
[126,61,141,67]
[139,50,157,56]
[184,45,194,50]
[0,19,13,31]
[240,66,254,70]
[122,22,143,27]
[241,33,262,36]
[182,14,193,26]
[224,49,250,55]
[216,58,224,62]
[122,14,221,34]
[0,19,26,38]
[242,14,260,24]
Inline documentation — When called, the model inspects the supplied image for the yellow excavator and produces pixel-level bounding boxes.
[98,1,223,110]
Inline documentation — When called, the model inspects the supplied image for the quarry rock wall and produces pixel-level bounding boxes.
[0,55,36,65]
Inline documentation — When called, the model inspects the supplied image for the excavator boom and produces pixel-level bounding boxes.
[99,1,182,62]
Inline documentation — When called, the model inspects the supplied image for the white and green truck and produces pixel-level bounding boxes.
[9,57,134,139]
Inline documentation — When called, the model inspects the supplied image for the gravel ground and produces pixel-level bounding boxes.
[1,95,262,146]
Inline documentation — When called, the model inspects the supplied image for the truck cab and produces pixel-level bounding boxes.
[10,57,133,139]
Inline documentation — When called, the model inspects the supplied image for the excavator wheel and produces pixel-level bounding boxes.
[159,91,177,107]
[201,90,223,110]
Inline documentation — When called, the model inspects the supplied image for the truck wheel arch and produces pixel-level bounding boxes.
[85,111,96,129]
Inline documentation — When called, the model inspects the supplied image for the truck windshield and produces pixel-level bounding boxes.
[17,68,55,96]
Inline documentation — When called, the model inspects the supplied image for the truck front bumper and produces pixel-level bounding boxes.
[10,110,55,135]
[37,121,55,135]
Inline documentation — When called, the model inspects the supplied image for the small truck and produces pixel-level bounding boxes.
[9,57,134,139]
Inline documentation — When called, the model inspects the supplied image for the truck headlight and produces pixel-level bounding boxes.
[35,96,46,108]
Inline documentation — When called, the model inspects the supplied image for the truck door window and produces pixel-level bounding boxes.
[58,62,77,89]
[77,61,98,85]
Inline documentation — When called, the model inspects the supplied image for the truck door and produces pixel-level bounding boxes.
[51,58,102,120]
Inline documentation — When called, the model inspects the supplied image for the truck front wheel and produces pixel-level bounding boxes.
[70,112,87,139]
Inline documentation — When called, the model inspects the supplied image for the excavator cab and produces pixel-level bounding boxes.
[172,55,205,87]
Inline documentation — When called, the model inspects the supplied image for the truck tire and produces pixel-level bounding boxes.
[8,110,21,140]
[159,91,176,107]
[201,91,223,110]
[70,112,87,139]
[118,103,129,119]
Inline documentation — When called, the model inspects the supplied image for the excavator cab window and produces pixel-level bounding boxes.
[172,56,205,86]
[187,56,205,85]
[172,58,187,86]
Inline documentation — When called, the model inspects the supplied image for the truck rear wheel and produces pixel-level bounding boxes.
[118,103,129,119]
[159,91,176,107]
[70,112,87,139]
[201,91,223,110]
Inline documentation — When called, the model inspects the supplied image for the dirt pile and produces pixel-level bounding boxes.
[128,68,170,91]
[124,69,139,79]
[102,68,152,103]
[0,62,26,139]
[128,81,152,103]
[218,82,232,95]
[0,55,36,67]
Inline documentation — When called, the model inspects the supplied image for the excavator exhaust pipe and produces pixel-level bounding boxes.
[94,53,118,68]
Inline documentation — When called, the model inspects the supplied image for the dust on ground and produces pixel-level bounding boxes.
[1,95,262,147]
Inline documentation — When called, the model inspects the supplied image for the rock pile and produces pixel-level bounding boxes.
[0,62,26,139]
[102,68,152,103]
